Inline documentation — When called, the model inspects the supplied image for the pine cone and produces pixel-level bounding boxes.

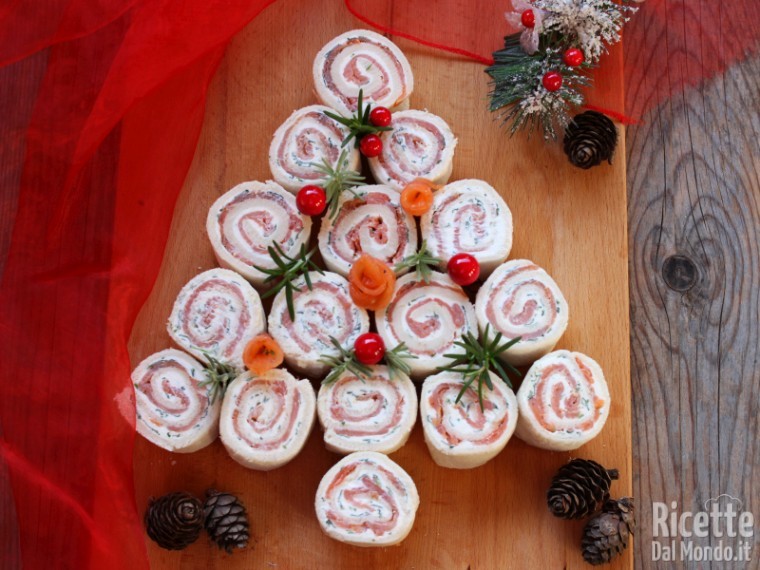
[563,111,618,169]
[547,458,619,519]
[203,489,250,553]
[582,497,636,565]
[144,492,203,550]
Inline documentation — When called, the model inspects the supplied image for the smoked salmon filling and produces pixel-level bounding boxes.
[268,105,360,193]
[368,110,457,192]
[206,180,311,286]
[219,369,316,471]
[475,259,569,366]
[167,268,266,371]
[131,349,221,453]
[315,451,419,546]
[312,29,414,116]
[515,350,611,451]
[317,365,418,455]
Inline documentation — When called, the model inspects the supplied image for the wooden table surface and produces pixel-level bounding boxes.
[1,1,758,569]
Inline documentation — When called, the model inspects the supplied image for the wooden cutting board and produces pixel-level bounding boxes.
[129,0,632,568]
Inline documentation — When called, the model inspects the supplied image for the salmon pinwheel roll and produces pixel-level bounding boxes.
[131,349,221,453]
[475,259,569,366]
[313,29,414,116]
[317,365,418,455]
[206,180,311,287]
[376,272,477,379]
[368,110,457,192]
[515,350,611,451]
[315,451,419,547]
[318,185,417,277]
[167,268,266,371]
[420,371,518,469]
[268,271,370,377]
[219,369,316,471]
[268,105,360,193]
[421,179,513,276]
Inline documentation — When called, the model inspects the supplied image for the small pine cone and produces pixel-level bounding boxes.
[563,111,618,169]
[203,489,250,553]
[582,497,636,566]
[547,458,619,519]
[144,492,203,550]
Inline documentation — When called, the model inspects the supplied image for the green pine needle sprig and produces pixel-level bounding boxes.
[394,240,443,283]
[312,149,365,219]
[323,89,393,149]
[319,337,417,385]
[384,342,417,379]
[198,353,237,405]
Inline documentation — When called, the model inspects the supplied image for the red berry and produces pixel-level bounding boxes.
[563,48,584,67]
[447,253,480,286]
[354,333,385,365]
[520,9,535,28]
[359,134,383,157]
[296,185,326,216]
[542,71,563,92]
[369,106,392,127]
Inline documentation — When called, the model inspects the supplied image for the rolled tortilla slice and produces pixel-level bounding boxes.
[421,179,513,276]
[206,180,311,287]
[131,349,220,453]
[268,271,370,377]
[515,350,611,451]
[368,110,457,192]
[420,370,518,469]
[317,365,418,455]
[219,369,316,471]
[475,259,569,366]
[376,271,477,379]
[315,451,419,547]
[313,29,414,116]
[167,268,266,371]
[318,185,417,277]
[269,105,360,193]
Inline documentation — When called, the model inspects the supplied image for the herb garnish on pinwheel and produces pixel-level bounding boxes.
[320,337,416,385]
[312,149,365,219]
[324,89,393,149]
[394,240,443,283]
[198,353,237,405]
[253,242,323,321]
[436,324,522,411]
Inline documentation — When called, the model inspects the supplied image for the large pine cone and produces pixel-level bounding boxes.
[582,497,636,565]
[144,492,204,550]
[203,489,250,553]
[563,111,618,169]
[547,458,619,519]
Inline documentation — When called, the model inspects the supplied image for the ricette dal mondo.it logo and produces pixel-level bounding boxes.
[651,495,755,563]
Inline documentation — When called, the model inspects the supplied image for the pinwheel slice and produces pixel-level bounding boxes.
[167,268,266,371]
[315,451,419,546]
[313,29,414,116]
[219,369,316,470]
[515,350,610,451]
[317,365,417,455]
[268,104,361,193]
[475,259,569,366]
[421,179,513,276]
[420,370,518,469]
[131,349,220,453]
[376,271,477,379]
[268,271,370,377]
[206,180,311,287]
[318,185,417,277]
[368,110,457,192]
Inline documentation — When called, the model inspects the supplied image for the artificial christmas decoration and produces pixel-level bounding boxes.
[563,111,618,168]
[203,490,251,553]
[547,458,620,519]
[581,497,636,565]
[144,492,204,550]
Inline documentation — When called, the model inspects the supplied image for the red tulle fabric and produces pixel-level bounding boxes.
[1,0,757,568]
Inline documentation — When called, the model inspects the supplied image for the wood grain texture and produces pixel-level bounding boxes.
[128,0,632,568]
[624,0,760,567]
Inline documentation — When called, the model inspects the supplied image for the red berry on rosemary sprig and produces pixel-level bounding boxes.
[447,253,480,286]
[296,185,327,216]
[359,134,383,158]
[354,333,385,365]
[563,48,585,67]
[369,106,392,127]
[323,89,394,150]
[319,336,416,384]
[520,9,535,28]
[542,71,563,92]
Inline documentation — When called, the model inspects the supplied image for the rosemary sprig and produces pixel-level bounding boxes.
[384,342,417,379]
[253,242,323,321]
[394,240,443,283]
[324,89,393,148]
[198,353,237,405]
[436,324,522,411]
[319,337,373,385]
[312,149,365,219]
